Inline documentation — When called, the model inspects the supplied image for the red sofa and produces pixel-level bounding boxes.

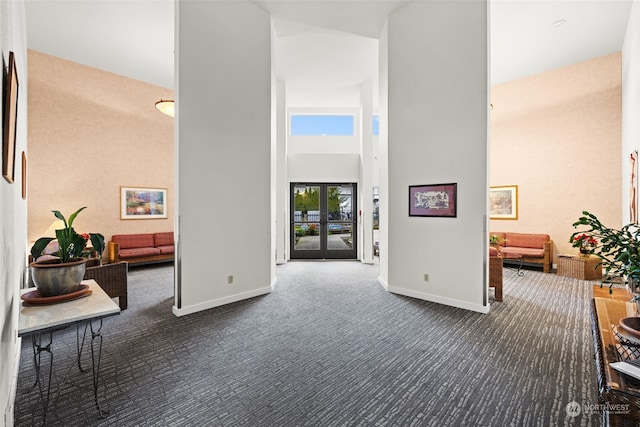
[107,232,174,266]
[490,232,553,273]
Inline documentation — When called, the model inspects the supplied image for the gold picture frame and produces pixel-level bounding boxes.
[489,185,518,220]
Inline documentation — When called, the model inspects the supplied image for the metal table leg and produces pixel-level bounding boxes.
[28,331,54,425]
[77,319,108,417]
[514,256,524,276]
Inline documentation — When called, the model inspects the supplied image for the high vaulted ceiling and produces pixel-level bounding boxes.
[24,1,633,107]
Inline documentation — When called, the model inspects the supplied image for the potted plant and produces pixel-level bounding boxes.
[30,207,105,297]
[570,233,598,257]
[571,211,640,296]
[489,234,505,247]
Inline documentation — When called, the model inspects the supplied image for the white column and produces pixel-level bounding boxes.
[275,80,288,264]
[175,1,273,315]
[360,80,375,263]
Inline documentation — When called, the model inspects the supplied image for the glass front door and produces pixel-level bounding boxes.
[290,183,357,259]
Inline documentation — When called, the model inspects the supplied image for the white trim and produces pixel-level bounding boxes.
[172,287,272,317]
[387,286,491,314]
[377,276,389,291]
[5,337,21,427]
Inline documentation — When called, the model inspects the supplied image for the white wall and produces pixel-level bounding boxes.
[623,0,640,224]
[360,80,375,263]
[0,0,27,423]
[384,1,489,312]
[175,1,273,315]
[287,135,359,155]
[378,21,389,284]
[287,154,360,183]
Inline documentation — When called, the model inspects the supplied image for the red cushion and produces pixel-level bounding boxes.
[504,233,549,249]
[154,232,174,247]
[501,247,545,258]
[118,247,161,259]
[112,234,154,249]
[157,245,174,255]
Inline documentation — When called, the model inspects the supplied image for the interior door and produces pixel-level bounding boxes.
[290,183,357,259]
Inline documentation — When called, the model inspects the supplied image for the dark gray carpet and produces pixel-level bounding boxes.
[14,262,599,426]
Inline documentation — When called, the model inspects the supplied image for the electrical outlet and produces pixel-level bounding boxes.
[424,273,429,282]
[227,275,233,284]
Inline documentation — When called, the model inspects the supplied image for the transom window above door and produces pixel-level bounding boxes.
[289,115,354,136]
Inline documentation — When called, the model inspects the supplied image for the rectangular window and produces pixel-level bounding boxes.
[290,115,354,136]
[373,115,379,136]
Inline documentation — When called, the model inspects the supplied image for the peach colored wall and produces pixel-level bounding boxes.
[490,53,622,264]
[27,50,174,255]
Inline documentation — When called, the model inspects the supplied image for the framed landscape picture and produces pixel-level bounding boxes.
[409,183,457,218]
[489,185,518,220]
[121,187,168,219]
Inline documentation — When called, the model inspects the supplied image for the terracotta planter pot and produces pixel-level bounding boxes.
[29,258,87,297]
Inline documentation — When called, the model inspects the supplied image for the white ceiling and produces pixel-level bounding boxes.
[24,0,633,107]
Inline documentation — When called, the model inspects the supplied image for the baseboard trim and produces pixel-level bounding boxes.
[377,276,389,291]
[387,286,490,314]
[5,336,21,427]
[172,286,272,317]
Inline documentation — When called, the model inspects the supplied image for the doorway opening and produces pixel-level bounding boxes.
[290,183,357,259]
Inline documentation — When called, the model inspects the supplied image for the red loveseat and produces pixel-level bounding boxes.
[490,232,553,273]
[107,232,174,266]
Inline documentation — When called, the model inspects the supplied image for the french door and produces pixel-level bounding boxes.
[290,183,357,259]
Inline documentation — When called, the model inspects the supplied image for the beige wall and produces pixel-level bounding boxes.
[27,50,174,255]
[490,53,622,264]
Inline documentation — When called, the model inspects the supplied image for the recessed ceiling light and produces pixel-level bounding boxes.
[552,19,566,28]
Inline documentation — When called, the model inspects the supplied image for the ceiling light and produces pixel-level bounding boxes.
[552,19,566,28]
[155,99,174,117]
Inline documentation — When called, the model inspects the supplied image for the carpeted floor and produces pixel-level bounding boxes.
[14,262,600,426]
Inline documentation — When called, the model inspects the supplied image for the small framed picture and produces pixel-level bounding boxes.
[489,185,518,220]
[121,186,168,219]
[409,183,457,218]
[21,151,26,199]
[3,51,19,184]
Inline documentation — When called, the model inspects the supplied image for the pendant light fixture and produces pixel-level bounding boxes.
[155,99,175,117]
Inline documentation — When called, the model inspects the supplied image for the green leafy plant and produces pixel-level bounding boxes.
[571,211,640,294]
[489,234,504,245]
[30,207,105,263]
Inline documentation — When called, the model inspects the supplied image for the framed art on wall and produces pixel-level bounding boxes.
[3,51,19,183]
[631,150,638,224]
[120,187,168,219]
[489,185,518,220]
[21,151,26,199]
[409,183,457,218]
